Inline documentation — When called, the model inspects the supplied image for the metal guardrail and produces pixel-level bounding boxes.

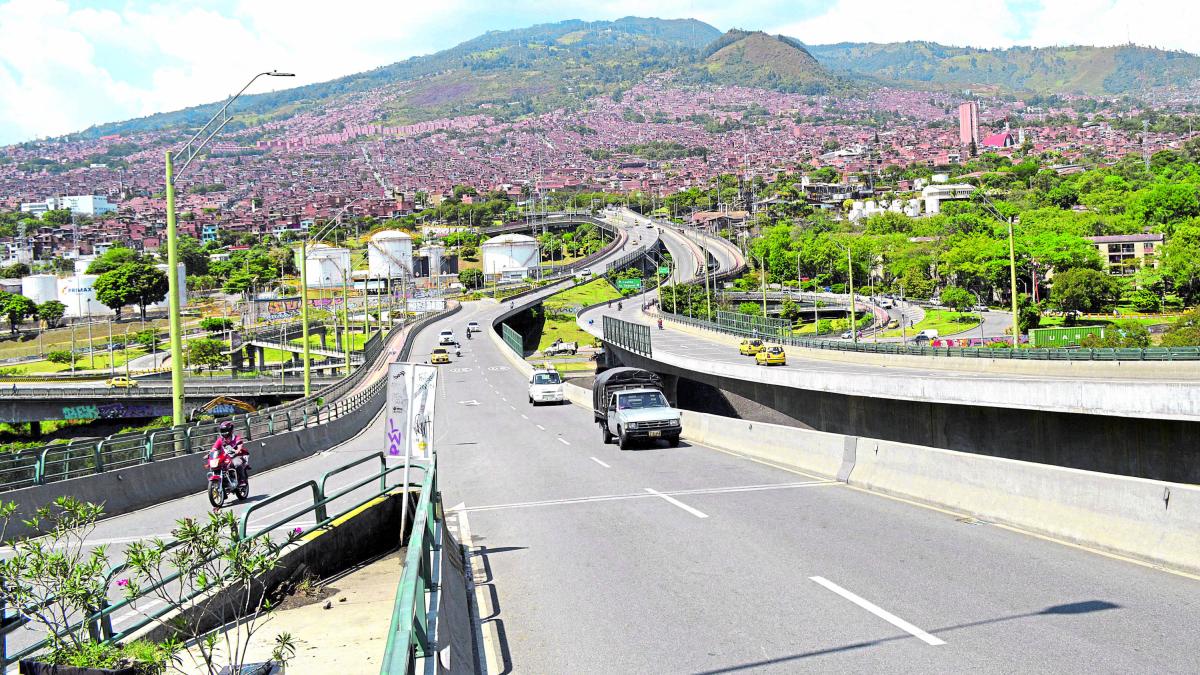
[0,309,455,493]
[662,310,1200,362]
[380,453,440,674]
[603,315,652,358]
[0,451,423,672]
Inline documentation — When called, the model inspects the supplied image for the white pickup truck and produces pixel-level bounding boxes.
[593,367,682,450]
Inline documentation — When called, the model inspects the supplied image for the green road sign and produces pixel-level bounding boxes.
[616,278,643,290]
[658,266,670,276]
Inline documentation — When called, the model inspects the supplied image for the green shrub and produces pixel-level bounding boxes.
[45,350,73,364]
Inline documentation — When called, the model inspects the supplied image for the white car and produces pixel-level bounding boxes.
[438,329,456,345]
[466,321,480,333]
[528,369,564,405]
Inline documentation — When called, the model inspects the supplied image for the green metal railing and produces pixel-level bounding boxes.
[603,315,652,357]
[0,308,455,493]
[380,453,440,674]
[715,310,787,339]
[664,310,1200,361]
[0,451,424,673]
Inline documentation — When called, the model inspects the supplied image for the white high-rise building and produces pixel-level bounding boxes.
[19,195,116,218]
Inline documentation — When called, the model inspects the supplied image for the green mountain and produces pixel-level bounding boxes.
[804,41,1200,96]
[74,17,722,140]
[690,30,842,94]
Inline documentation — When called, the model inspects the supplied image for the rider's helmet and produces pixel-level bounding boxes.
[219,421,235,440]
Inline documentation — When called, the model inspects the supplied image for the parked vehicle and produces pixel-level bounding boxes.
[756,345,786,366]
[543,338,578,356]
[205,447,248,508]
[972,305,989,313]
[105,376,137,388]
[593,367,681,450]
[528,368,564,405]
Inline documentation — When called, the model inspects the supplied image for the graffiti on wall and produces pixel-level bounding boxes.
[61,402,170,420]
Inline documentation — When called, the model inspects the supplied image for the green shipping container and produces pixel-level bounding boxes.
[1029,325,1105,348]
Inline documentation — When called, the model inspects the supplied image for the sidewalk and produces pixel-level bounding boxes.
[176,550,403,674]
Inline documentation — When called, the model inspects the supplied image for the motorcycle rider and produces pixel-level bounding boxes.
[212,421,249,486]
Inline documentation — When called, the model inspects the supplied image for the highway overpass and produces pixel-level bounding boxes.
[5,211,1199,673]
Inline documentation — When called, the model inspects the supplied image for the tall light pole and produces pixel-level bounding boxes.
[164,70,294,424]
[831,240,857,344]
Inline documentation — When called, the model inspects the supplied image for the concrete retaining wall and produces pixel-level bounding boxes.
[559,377,1200,575]
[848,436,1200,574]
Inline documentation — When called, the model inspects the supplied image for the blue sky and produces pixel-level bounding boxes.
[0,0,1191,145]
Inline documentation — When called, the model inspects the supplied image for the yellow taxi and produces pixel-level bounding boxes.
[755,345,787,366]
[738,339,765,356]
[105,376,138,388]
[430,348,451,365]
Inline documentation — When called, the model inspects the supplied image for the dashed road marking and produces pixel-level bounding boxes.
[809,576,945,646]
[536,424,545,430]
[644,487,708,519]
[557,437,571,446]
[590,457,611,468]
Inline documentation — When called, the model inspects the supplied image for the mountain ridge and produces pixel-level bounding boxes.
[40,20,1200,144]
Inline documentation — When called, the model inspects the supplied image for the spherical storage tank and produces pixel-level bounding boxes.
[21,274,59,304]
[305,245,351,287]
[367,230,413,278]
[481,233,538,275]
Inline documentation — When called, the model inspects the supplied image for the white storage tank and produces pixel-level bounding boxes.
[426,244,445,277]
[368,230,413,278]
[59,274,114,317]
[21,274,59,304]
[481,233,539,275]
[304,245,351,287]
[148,263,187,310]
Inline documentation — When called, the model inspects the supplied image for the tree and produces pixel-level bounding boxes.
[200,317,236,332]
[186,338,228,373]
[1016,294,1041,332]
[85,245,140,275]
[0,262,30,278]
[132,329,160,349]
[94,262,169,321]
[458,268,484,289]
[940,286,974,313]
[1161,221,1200,304]
[1160,308,1200,347]
[1127,183,1200,233]
[37,299,66,328]
[173,235,210,275]
[1050,268,1122,315]
[0,291,37,334]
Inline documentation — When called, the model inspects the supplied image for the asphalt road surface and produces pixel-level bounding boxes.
[439,304,1200,674]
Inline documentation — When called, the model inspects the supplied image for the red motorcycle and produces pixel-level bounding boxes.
[206,446,249,507]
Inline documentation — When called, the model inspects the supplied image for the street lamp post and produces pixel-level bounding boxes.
[831,240,857,345]
[164,70,294,424]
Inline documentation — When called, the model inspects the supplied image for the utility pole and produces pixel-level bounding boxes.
[1008,216,1020,347]
[299,236,312,396]
[342,268,351,376]
[847,246,857,345]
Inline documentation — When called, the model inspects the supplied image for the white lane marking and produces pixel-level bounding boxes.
[536,424,545,430]
[809,576,945,646]
[509,405,515,410]
[557,437,571,446]
[590,457,611,468]
[644,487,708,519]
[115,598,164,624]
[501,397,507,402]
[520,414,529,420]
